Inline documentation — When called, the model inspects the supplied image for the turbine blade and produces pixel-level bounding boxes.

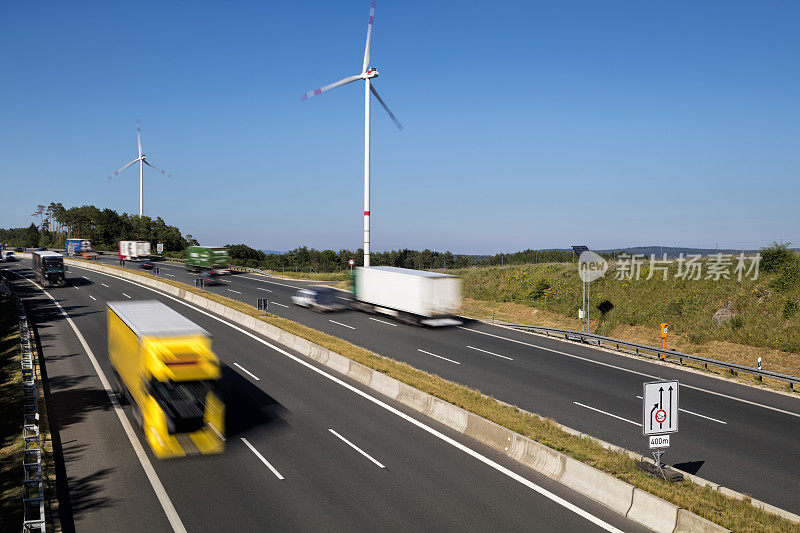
[108,158,140,179]
[370,85,403,130]
[301,74,362,100]
[144,160,172,177]
[136,119,142,156]
[362,0,376,73]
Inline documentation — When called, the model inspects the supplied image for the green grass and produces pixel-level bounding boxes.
[449,260,800,378]
[0,293,23,529]
[74,258,799,531]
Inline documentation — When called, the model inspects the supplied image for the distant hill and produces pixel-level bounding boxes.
[593,246,787,259]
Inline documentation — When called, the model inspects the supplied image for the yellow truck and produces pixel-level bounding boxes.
[107,300,225,458]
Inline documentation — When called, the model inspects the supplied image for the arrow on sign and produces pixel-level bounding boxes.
[650,403,658,431]
[668,386,673,427]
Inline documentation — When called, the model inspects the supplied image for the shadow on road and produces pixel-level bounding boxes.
[221,364,289,437]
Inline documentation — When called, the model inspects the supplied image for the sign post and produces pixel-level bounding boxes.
[642,379,679,470]
[349,258,355,272]
[157,242,164,255]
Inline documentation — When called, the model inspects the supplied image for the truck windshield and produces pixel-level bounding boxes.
[43,260,64,273]
[149,379,218,434]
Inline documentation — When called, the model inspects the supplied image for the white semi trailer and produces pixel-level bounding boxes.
[118,240,151,261]
[352,266,462,326]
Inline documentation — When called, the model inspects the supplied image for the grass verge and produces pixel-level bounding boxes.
[73,259,798,531]
[0,291,23,528]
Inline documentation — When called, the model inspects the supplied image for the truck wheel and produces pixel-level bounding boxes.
[112,370,129,405]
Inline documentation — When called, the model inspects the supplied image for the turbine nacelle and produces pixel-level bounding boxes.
[363,67,379,79]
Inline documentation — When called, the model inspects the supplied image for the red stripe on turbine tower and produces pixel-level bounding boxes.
[364,211,370,215]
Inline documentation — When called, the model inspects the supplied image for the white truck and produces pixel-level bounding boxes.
[119,240,151,261]
[352,266,462,326]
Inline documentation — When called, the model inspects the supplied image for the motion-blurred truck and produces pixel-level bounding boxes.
[185,246,230,274]
[107,300,225,458]
[65,238,92,257]
[352,266,462,326]
[119,240,151,261]
[32,250,66,287]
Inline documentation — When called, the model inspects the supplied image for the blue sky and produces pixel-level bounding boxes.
[1,1,798,254]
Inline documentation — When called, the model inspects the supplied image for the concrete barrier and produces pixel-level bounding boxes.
[64,259,731,532]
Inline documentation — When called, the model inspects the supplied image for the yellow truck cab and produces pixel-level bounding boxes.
[107,300,225,458]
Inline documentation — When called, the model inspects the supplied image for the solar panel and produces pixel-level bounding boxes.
[571,245,589,255]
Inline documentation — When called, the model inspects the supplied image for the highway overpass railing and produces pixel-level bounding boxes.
[492,320,800,392]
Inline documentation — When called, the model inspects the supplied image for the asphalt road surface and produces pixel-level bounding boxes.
[2,260,647,532]
[85,255,800,514]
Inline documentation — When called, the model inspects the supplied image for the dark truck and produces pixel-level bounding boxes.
[32,250,66,287]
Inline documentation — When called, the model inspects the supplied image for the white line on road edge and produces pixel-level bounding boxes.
[233,362,260,381]
[6,270,187,533]
[241,438,284,480]
[418,349,460,365]
[573,402,641,427]
[461,325,800,419]
[122,293,131,298]
[227,289,242,294]
[65,263,625,532]
[636,396,727,424]
[101,283,109,287]
[329,320,355,330]
[368,317,397,327]
[328,429,385,468]
[269,301,288,308]
[88,295,96,301]
[466,345,513,361]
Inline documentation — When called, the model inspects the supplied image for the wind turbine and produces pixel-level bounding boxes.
[302,0,402,267]
[108,119,172,217]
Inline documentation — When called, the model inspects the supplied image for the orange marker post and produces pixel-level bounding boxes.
[660,323,669,352]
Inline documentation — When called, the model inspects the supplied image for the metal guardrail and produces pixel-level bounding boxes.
[1,276,47,531]
[494,320,800,391]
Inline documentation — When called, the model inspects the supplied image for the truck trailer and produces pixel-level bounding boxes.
[119,240,151,261]
[65,238,92,256]
[185,246,230,274]
[352,266,463,326]
[32,251,66,287]
[107,300,225,458]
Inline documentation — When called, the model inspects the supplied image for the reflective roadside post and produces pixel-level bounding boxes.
[660,322,668,357]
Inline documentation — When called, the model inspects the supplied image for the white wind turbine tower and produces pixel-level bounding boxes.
[108,119,172,217]
[302,0,402,267]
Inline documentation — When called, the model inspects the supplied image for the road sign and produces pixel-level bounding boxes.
[349,259,355,266]
[157,242,164,254]
[649,435,670,449]
[642,379,678,435]
[660,323,668,338]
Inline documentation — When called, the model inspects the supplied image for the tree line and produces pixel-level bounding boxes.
[225,244,577,272]
[0,203,197,251]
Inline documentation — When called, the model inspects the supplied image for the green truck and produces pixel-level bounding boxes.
[185,246,230,274]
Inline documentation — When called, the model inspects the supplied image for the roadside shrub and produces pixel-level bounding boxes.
[761,242,796,272]
[530,279,550,300]
[783,299,799,319]
[770,258,800,292]
[730,316,744,329]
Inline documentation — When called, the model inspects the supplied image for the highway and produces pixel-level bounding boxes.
[90,255,800,514]
[1,259,646,532]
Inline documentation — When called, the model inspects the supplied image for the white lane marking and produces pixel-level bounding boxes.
[122,293,132,298]
[466,345,513,361]
[368,317,397,327]
[88,295,96,301]
[418,349,460,365]
[636,396,727,424]
[329,320,355,330]
[460,326,800,419]
[270,301,288,308]
[63,264,625,532]
[257,288,272,292]
[328,429,385,468]
[573,402,641,427]
[240,275,302,289]
[233,362,260,381]
[73,286,79,290]
[82,276,91,280]
[165,274,175,278]
[227,289,242,294]
[241,438,284,480]
[5,270,187,533]
[101,283,109,287]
